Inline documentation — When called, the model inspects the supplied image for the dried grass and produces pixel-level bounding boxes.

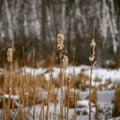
[0,31,118,120]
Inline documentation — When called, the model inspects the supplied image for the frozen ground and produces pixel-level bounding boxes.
[20,65,120,83]
[19,65,120,119]
[0,90,118,120]
[0,65,120,119]
[19,65,120,90]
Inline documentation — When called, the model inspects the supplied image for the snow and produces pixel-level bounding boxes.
[3,94,19,100]
[19,65,89,79]
[0,94,20,107]
[0,68,4,75]
[97,90,114,102]
[20,66,47,76]
[83,67,120,85]
[0,89,119,120]
[77,100,94,107]
[66,65,89,75]
[19,103,75,120]
[76,100,96,117]
[19,65,120,85]
[44,71,58,81]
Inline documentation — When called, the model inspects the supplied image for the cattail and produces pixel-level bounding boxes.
[57,34,64,50]
[7,48,13,62]
[89,38,96,120]
[89,39,96,62]
[57,34,64,60]
[57,33,69,69]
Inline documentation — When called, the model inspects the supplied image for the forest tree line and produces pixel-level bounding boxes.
[0,0,120,67]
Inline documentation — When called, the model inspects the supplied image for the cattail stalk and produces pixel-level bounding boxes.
[57,33,69,120]
[7,47,13,119]
[46,81,50,120]
[73,56,76,120]
[66,75,71,120]
[89,38,96,120]
[39,102,45,120]
[57,34,64,120]
[32,48,36,120]
[89,62,93,120]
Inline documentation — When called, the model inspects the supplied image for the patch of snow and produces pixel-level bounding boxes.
[107,83,114,89]
[20,66,47,76]
[83,67,120,84]
[3,94,19,99]
[19,65,120,84]
[44,71,58,81]
[0,68,4,75]
[76,100,96,117]
[97,90,114,102]
[77,100,95,107]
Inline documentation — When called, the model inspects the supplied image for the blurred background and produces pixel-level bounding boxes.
[0,0,120,67]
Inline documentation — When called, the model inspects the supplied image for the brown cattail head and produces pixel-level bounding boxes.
[57,34,64,61]
[57,34,64,46]
[7,48,13,62]
[89,39,96,62]
[57,34,64,51]
[90,39,96,48]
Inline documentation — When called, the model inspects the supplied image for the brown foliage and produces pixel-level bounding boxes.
[113,85,120,117]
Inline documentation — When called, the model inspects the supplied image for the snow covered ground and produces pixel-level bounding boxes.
[19,64,119,120]
[20,65,120,82]
[0,90,116,120]
[20,65,120,84]
[0,65,120,120]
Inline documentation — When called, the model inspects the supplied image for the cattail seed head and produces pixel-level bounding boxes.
[7,48,13,62]
[57,33,65,62]
[90,39,96,48]
[57,34,64,45]
[89,55,95,62]
[89,39,96,62]
[57,34,64,51]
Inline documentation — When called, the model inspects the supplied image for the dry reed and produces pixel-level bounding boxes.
[89,36,96,120]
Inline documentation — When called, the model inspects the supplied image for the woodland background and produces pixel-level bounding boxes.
[0,0,120,67]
